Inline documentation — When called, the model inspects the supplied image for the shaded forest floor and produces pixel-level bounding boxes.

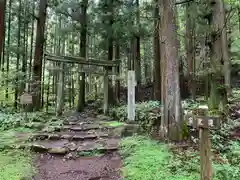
[1,89,240,179]
[31,108,125,180]
[0,106,134,180]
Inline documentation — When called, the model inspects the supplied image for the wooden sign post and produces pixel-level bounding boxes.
[127,70,136,121]
[198,117,213,180]
[20,92,33,121]
[184,113,220,180]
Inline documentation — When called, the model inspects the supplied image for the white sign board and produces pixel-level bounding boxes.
[20,93,32,105]
[127,70,136,121]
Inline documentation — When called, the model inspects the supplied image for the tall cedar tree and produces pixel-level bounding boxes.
[32,0,47,110]
[76,0,88,112]
[153,0,161,101]
[185,1,196,100]
[160,0,182,140]
[0,0,6,67]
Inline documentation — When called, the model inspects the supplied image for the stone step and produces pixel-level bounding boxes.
[29,138,119,155]
[30,131,109,141]
[63,118,97,125]
[63,124,101,131]
[30,123,140,141]
[77,138,119,152]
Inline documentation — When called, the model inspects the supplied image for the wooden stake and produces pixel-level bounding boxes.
[199,119,212,180]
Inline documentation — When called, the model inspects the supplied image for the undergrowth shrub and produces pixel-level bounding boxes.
[210,119,240,179]
[211,119,240,152]
[120,136,199,180]
[0,150,34,180]
[120,136,240,180]
[109,101,162,132]
[0,111,60,130]
[108,100,202,133]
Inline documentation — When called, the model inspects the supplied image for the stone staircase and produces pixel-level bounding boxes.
[24,114,129,157]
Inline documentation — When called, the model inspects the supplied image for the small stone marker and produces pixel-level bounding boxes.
[20,92,32,105]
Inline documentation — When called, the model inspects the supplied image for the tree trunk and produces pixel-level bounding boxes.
[56,17,65,116]
[185,1,196,100]
[20,1,28,94]
[153,0,161,101]
[76,0,88,112]
[15,0,22,109]
[115,40,120,103]
[107,0,115,105]
[160,0,182,141]
[29,1,35,90]
[41,40,47,109]
[0,0,6,67]
[135,0,141,101]
[71,33,75,106]
[219,0,231,96]
[208,0,228,111]
[5,0,11,100]
[32,0,47,110]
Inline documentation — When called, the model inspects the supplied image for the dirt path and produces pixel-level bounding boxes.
[29,109,124,180]
[33,152,122,180]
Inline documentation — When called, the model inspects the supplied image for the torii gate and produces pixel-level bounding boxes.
[44,53,120,114]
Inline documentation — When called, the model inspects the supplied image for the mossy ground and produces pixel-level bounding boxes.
[100,121,125,127]
[0,128,35,180]
[0,150,34,180]
[120,136,240,180]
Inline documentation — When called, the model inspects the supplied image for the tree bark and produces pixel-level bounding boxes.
[76,0,88,112]
[5,0,11,99]
[29,1,35,91]
[0,0,6,67]
[14,0,22,108]
[160,0,183,141]
[219,0,231,96]
[185,1,196,100]
[115,40,120,103]
[32,0,47,110]
[135,0,141,101]
[208,0,228,110]
[20,0,28,94]
[56,16,64,115]
[153,0,161,101]
[107,0,115,105]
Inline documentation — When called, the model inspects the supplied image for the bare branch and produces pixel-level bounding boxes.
[175,0,194,5]
[30,13,38,20]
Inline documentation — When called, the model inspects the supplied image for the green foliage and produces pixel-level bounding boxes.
[101,121,125,127]
[0,150,34,180]
[0,111,45,130]
[182,99,201,110]
[225,0,240,6]
[0,127,34,179]
[109,101,161,132]
[120,136,240,180]
[120,136,199,180]
[77,149,104,157]
[211,120,240,179]
[227,141,240,165]
[0,110,63,132]
[0,128,33,150]
[213,141,240,180]
[211,119,240,152]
